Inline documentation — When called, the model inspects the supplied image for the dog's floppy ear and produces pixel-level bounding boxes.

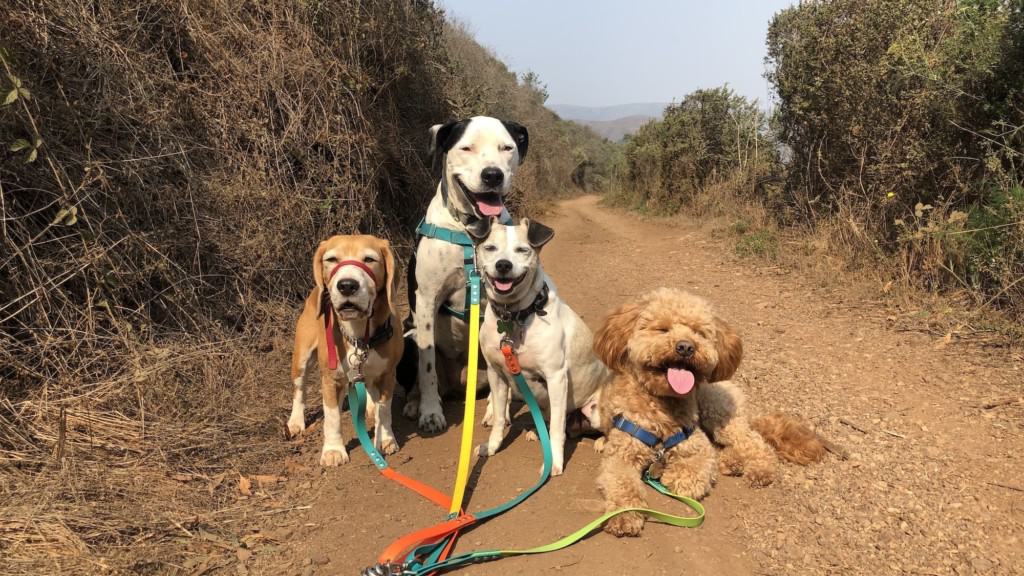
[502,120,529,163]
[594,303,641,370]
[467,216,497,243]
[313,240,329,317]
[313,240,328,288]
[711,316,743,381]
[377,238,398,317]
[430,119,469,156]
[523,218,554,249]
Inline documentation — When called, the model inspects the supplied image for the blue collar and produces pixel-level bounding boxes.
[612,414,694,455]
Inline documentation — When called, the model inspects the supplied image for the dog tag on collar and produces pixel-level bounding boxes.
[497,318,514,336]
[346,368,363,382]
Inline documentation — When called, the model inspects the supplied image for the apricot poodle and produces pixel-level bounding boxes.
[591,288,825,537]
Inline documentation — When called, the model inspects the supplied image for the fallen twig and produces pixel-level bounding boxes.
[820,437,849,460]
[982,397,1021,410]
[839,418,869,434]
[987,482,1024,493]
[882,430,905,439]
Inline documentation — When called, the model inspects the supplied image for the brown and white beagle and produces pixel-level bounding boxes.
[287,235,404,466]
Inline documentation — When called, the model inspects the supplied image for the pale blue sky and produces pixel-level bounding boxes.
[438,0,795,108]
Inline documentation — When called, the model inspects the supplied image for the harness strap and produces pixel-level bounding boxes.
[612,414,694,453]
[415,216,511,321]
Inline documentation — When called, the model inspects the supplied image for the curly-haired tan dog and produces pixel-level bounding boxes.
[592,288,825,537]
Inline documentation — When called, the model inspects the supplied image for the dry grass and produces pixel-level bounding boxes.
[0,1,608,573]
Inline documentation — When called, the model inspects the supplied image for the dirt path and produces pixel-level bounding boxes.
[249,196,1023,576]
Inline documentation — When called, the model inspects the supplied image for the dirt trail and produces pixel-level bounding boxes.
[251,196,1023,576]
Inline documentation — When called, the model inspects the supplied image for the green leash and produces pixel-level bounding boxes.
[402,473,704,575]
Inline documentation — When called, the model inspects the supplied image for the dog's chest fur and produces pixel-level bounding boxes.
[334,343,389,384]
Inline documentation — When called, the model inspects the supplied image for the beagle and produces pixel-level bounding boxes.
[287,235,403,466]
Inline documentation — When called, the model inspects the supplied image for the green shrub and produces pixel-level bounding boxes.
[735,229,779,259]
[766,0,1024,314]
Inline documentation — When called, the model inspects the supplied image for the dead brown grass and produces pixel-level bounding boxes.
[0,1,607,573]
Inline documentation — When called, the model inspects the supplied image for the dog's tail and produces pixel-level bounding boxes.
[751,413,833,465]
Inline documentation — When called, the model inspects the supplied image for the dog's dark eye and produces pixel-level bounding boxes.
[362,256,377,264]
[483,244,498,253]
[514,246,531,255]
[325,256,338,263]
[460,146,472,152]
[501,144,514,152]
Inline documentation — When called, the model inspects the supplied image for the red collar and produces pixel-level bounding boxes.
[324,260,379,370]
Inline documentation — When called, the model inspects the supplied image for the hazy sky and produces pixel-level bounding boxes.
[438,0,795,108]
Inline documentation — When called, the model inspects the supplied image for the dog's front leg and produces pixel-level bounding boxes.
[287,336,316,438]
[479,365,510,456]
[319,370,349,466]
[597,450,648,537]
[659,429,716,500]
[368,373,399,456]
[547,367,569,476]
[412,282,447,433]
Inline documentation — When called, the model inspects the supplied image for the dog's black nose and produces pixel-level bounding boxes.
[481,167,504,187]
[675,340,695,358]
[337,278,359,296]
[495,259,513,275]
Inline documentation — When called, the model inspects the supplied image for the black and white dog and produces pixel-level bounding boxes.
[401,116,529,433]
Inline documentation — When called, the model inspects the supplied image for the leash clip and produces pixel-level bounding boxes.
[359,562,408,576]
[347,343,369,382]
[500,339,521,375]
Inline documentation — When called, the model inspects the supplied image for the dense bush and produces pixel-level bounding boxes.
[617,86,776,213]
[766,0,1023,311]
[616,0,1023,318]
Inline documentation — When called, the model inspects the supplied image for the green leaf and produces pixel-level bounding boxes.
[18,87,30,101]
[96,299,113,315]
[9,138,30,152]
[51,205,77,226]
[51,207,70,226]
[3,89,17,105]
[26,148,38,163]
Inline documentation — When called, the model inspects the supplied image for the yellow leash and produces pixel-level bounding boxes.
[449,294,480,514]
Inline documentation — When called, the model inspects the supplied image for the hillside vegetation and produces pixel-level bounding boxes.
[613,0,1024,324]
[0,1,608,572]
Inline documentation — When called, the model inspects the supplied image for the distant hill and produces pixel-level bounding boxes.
[549,102,668,141]
[548,102,669,122]
[578,115,656,142]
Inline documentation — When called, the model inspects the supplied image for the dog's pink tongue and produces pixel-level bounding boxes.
[494,279,514,291]
[666,368,695,395]
[476,196,503,216]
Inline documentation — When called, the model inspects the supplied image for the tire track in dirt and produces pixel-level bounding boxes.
[254,196,1023,576]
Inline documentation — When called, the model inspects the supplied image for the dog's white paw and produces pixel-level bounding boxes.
[551,464,563,477]
[402,400,419,420]
[286,413,305,438]
[320,448,349,467]
[418,410,447,433]
[380,438,399,456]
[477,443,495,457]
